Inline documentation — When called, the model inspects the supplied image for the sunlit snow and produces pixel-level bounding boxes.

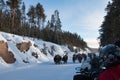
[0,32,93,80]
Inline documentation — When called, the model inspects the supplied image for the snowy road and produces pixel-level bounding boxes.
[0,62,81,80]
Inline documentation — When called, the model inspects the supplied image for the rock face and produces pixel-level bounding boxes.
[0,41,16,63]
[16,41,32,53]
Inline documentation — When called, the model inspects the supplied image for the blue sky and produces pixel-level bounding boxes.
[24,0,110,48]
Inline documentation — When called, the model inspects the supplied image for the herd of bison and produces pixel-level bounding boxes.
[54,52,96,64]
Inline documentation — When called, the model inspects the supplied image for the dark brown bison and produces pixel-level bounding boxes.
[54,54,62,64]
[81,53,87,61]
[62,54,68,64]
[72,54,77,63]
[72,53,83,63]
[77,54,83,63]
[88,53,96,60]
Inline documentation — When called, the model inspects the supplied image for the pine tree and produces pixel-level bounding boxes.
[54,10,61,32]
[36,3,46,30]
[99,0,120,46]
[6,0,21,34]
[21,2,26,36]
[50,14,55,31]
[45,10,62,44]
[27,5,36,37]
[14,9,22,35]
[50,10,62,32]
[21,2,26,26]
[27,5,36,28]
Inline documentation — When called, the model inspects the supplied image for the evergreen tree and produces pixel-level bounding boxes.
[50,10,61,32]
[6,0,21,34]
[13,9,21,34]
[21,2,26,26]
[99,0,120,46]
[27,5,36,28]
[27,5,36,37]
[21,2,26,36]
[50,14,55,31]
[36,3,46,30]
[48,10,62,44]
[54,10,61,32]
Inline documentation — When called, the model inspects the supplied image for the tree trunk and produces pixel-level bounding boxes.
[12,8,15,34]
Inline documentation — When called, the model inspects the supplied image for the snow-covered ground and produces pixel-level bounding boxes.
[0,61,82,80]
[0,31,92,80]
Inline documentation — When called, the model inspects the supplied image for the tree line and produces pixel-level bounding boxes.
[99,0,120,46]
[0,0,87,50]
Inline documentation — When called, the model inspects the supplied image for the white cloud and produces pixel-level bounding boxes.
[85,38,99,48]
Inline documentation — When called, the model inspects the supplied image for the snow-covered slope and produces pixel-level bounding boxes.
[0,31,92,69]
[0,32,95,80]
[0,32,67,67]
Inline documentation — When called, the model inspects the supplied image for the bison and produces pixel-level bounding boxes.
[54,54,62,64]
[72,54,78,63]
[72,53,83,63]
[77,54,83,63]
[62,54,68,64]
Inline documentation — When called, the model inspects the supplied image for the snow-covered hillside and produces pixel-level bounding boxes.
[0,32,91,68]
[0,32,64,66]
[0,32,96,80]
